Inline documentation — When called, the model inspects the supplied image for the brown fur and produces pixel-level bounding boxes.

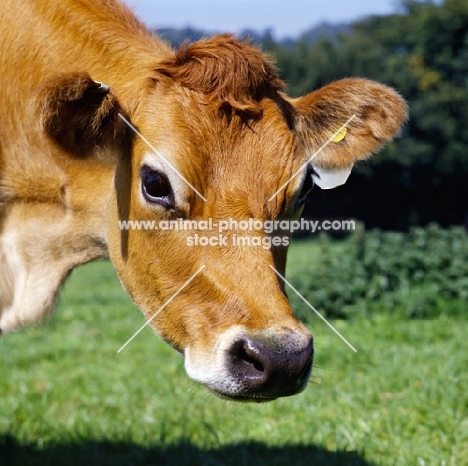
[154,35,284,116]
[292,78,408,169]
[32,72,132,160]
[0,0,407,400]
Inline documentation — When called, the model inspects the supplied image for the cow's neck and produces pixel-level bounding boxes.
[0,164,112,331]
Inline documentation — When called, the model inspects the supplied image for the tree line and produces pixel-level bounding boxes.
[265,0,468,230]
[159,0,468,230]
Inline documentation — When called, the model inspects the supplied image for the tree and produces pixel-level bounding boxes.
[265,0,468,229]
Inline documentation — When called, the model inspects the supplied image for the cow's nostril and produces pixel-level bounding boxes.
[229,339,269,388]
[238,343,264,372]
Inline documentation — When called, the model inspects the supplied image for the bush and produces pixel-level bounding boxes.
[288,224,468,321]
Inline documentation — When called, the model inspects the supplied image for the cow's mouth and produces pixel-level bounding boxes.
[210,390,277,403]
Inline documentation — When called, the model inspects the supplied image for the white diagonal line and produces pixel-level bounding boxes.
[118,113,207,201]
[269,265,357,352]
[268,114,357,202]
[117,265,206,353]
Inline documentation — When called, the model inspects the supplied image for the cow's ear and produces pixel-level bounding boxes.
[291,78,408,189]
[32,71,131,161]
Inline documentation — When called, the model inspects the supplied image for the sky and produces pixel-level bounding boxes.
[122,0,401,40]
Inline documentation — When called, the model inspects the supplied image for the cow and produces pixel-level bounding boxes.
[0,0,408,401]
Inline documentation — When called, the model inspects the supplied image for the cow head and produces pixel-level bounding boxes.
[34,35,407,401]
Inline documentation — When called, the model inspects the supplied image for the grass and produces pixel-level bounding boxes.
[0,240,467,466]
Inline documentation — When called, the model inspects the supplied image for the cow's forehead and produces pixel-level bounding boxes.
[135,90,304,218]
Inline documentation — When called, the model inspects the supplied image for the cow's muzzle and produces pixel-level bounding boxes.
[222,333,313,401]
[185,326,313,402]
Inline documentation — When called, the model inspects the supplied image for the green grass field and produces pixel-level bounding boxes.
[0,240,467,466]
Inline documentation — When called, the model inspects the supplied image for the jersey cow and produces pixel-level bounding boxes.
[0,0,408,401]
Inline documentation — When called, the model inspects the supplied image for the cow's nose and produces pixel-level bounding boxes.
[227,334,314,399]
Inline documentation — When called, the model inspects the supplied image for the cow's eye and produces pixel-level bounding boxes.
[140,165,174,207]
[297,168,314,207]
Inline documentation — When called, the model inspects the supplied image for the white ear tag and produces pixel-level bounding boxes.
[312,164,354,189]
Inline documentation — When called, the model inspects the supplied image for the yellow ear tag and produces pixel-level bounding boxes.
[331,126,347,143]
